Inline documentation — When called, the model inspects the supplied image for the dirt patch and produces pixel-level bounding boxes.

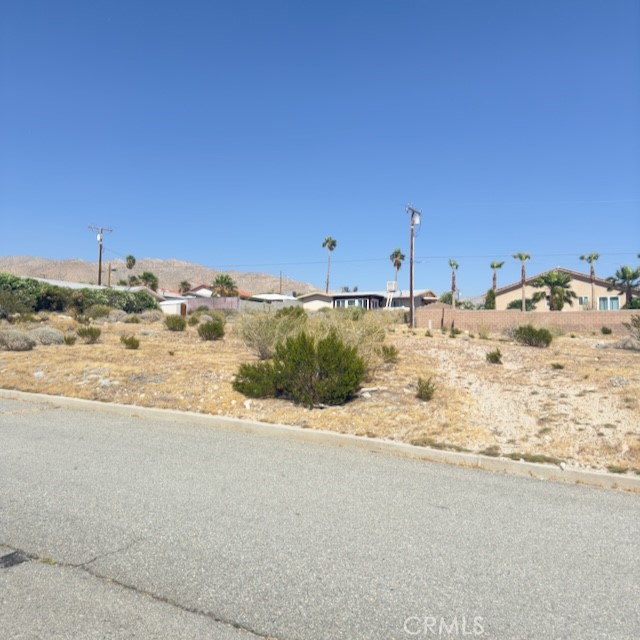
[1,316,639,473]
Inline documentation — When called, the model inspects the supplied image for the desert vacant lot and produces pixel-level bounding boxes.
[1,312,639,475]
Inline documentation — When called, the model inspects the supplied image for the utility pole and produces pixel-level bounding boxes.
[406,205,421,328]
[88,225,112,285]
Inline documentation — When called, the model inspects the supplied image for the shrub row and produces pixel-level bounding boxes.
[0,273,158,315]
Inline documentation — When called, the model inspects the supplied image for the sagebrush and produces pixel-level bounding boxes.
[513,325,552,348]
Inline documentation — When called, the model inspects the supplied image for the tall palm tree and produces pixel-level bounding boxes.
[512,253,531,312]
[212,274,239,297]
[579,252,600,310]
[531,270,577,311]
[322,236,337,293]
[490,260,505,291]
[448,259,459,308]
[607,266,640,307]
[390,248,405,288]
[125,255,136,271]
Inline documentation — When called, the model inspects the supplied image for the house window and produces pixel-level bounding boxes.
[599,297,620,311]
[578,296,589,306]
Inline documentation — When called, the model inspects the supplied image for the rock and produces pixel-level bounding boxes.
[559,462,566,471]
[243,399,252,410]
[33,371,44,379]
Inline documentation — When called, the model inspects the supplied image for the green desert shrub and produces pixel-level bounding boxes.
[120,335,140,350]
[486,348,502,364]
[198,318,225,341]
[63,334,77,346]
[416,376,436,401]
[188,314,200,326]
[513,325,553,348]
[164,315,186,332]
[29,327,64,345]
[233,330,366,408]
[600,326,612,335]
[0,289,31,317]
[124,314,140,324]
[0,329,36,351]
[233,361,278,398]
[379,344,399,364]
[76,326,101,344]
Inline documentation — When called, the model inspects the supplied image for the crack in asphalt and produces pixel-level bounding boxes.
[0,542,282,640]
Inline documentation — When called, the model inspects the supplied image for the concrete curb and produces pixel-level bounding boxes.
[2,389,639,494]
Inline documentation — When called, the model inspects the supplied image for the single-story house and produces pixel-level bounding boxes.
[297,289,438,312]
[493,267,638,311]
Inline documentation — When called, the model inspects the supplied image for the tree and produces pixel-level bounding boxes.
[439,291,452,305]
[128,274,141,286]
[531,270,577,311]
[484,288,496,310]
[212,273,239,297]
[579,252,600,310]
[179,280,192,294]
[448,259,459,308]
[512,253,531,312]
[139,271,159,291]
[490,261,505,292]
[125,255,136,271]
[390,248,405,288]
[607,265,640,308]
[322,236,337,293]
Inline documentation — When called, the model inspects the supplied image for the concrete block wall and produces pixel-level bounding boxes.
[415,307,638,335]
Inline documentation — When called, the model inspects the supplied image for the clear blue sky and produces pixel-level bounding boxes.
[1,0,639,296]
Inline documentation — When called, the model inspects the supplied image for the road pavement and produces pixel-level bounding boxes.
[1,394,638,639]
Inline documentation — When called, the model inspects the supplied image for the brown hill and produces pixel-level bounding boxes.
[0,256,318,296]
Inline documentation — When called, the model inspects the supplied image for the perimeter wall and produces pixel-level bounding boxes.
[415,307,637,334]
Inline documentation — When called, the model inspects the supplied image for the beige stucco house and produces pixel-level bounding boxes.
[493,267,636,311]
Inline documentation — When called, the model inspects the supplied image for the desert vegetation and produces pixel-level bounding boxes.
[0,304,638,475]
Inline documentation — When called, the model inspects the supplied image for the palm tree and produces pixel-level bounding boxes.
[179,280,192,294]
[390,248,405,288]
[125,255,136,271]
[139,271,159,291]
[579,253,600,310]
[512,253,531,312]
[531,270,577,311]
[448,259,459,308]
[607,266,640,308]
[212,273,239,297]
[490,260,505,291]
[322,236,337,293]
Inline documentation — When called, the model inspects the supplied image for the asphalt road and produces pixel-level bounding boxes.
[0,394,638,639]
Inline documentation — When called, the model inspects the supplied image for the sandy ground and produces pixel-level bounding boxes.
[1,314,639,474]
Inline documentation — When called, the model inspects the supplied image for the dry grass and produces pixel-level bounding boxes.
[1,314,639,473]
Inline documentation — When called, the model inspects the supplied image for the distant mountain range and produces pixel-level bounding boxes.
[0,256,318,296]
